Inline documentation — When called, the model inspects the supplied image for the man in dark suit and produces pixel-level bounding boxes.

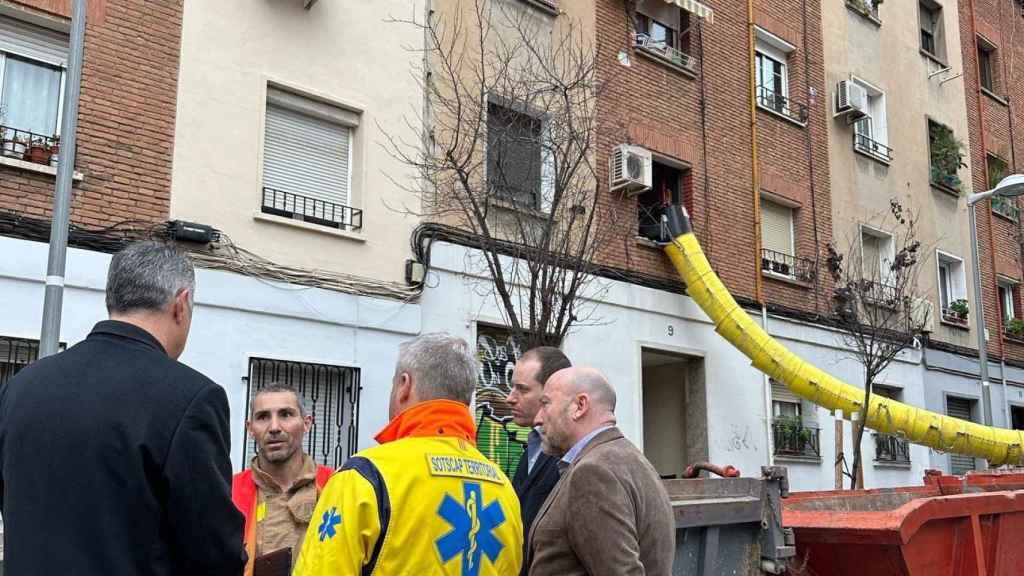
[529,366,675,576]
[0,241,246,575]
[506,346,570,575]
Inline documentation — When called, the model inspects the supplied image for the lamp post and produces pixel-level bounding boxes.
[966,174,1024,427]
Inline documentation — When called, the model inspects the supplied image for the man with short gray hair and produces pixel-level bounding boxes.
[294,332,523,576]
[0,241,246,576]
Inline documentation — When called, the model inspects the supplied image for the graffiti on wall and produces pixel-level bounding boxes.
[475,325,531,478]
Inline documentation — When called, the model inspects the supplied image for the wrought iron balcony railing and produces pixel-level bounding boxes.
[633,33,698,72]
[992,196,1020,221]
[874,433,911,465]
[761,248,816,283]
[772,419,820,459]
[756,86,808,125]
[0,125,60,166]
[261,187,363,232]
[854,132,894,163]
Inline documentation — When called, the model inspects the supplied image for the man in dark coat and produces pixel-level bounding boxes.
[0,241,246,575]
[506,346,570,575]
[529,366,675,576]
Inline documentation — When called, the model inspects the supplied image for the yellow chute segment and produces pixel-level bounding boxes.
[665,232,1024,466]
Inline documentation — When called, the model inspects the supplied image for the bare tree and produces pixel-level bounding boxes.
[826,199,930,489]
[386,0,619,348]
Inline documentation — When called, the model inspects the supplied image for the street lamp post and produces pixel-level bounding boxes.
[966,174,1024,427]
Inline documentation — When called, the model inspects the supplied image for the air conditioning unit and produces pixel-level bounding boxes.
[609,144,652,195]
[834,80,869,124]
[910,297,935,333]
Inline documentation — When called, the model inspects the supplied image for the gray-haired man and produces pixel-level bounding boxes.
[0,241,246,576]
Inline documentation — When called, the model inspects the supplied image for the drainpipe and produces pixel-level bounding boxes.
[748,0,763,304]
[762,304,775,466]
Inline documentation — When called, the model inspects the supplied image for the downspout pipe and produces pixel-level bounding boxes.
[747,0,763,304]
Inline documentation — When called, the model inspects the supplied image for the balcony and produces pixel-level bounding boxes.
[992,196,1019,221]
[261,187,362,232]
[633,33,698,74]
[772,419,821,460]
[0,125,59,167]
[761,249,816,284]
[874,433,911,465]
[940,303,969,327]
[853,132,893,164]
[756,86,808,126]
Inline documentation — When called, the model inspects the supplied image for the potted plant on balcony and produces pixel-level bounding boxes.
[929,123,967,193]
[23,137,53,165]
[1006,319,1024,340]
[948,298,969,322]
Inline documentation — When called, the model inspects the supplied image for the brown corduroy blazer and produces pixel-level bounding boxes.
[528,427,675,576]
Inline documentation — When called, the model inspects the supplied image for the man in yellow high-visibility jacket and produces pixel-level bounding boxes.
[293,333,523,576]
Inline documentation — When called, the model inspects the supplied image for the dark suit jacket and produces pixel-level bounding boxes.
[528,427,675,576]
[512,442,561,576]
[0,320,246,576]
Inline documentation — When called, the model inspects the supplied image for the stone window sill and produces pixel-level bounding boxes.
[253,212,366,242]
[981,87,1009,107]
[0,156,84,181]
[635,47,698,79]
[756,103,807,128]
[774,454,822,465]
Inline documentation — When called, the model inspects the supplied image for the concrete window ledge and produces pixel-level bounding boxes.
[774,455,822,465]
[873,460,912,469]
[253,212,366,242]
[0,156,84,181]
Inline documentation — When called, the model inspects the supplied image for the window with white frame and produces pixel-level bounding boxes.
[851,79,890,162]
[919,0,945,61]
[760,198,797,277]
[860,227,894,285]
[999,279,1019,326]
[0,16,68,160]
[261,87,360,231]
[936,252,967,325]
[754,28,797,120]
[634,1,694,70]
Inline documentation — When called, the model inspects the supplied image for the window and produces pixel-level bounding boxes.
[990,154,1016,220]
[0,16,68,161]
[977,37,997,93]
[487,102,543,210]
[770,379,820,459]
[634,5,693,69]
[851,79,891,162]
[946,396,978,475]
[872,385,911,464]
[919,1,945,60]
[937,252,968,325]
[243,357,360,469]
[0,335,44,385]
[1012,405,1024,431]
[998,280,1018,324]
[261,87,361,231]
[755,28,800,123]
[637,160,691,242]
[860,227,894,284]
[760,198,810,281]
[928,120,963,192]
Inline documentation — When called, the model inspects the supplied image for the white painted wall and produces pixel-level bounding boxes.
[171,0,423,284]
[0,236,419,469]
[421,241,954,491]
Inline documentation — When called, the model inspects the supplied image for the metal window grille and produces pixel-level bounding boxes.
[242,358,360,470]
[0,336,42,385]
[475,324,531,478]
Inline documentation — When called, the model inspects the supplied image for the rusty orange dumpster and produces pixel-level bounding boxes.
[783,472,1024,576]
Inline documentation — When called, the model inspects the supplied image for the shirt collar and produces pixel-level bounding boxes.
[250,453,318,494]
[373,399,477,445]
[88,320,166,355]
[561,425,614,466]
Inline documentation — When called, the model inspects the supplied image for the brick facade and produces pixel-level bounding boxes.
[595,0,832,315]
[958,0,1024,360]
[0,0,181,227]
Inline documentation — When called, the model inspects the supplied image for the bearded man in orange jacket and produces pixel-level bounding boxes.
[232,383,333,575]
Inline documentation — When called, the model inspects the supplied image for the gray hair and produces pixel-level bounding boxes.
[396,332,479,404]
[254,383,312,418]
[106,241,195,314]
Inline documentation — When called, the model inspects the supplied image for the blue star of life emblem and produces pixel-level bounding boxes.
[436,481,506,576]
[318,506,341,542]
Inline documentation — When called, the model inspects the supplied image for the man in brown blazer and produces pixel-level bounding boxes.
[529,366,675,576]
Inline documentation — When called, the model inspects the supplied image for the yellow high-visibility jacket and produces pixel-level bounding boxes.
[293,400,523,576]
